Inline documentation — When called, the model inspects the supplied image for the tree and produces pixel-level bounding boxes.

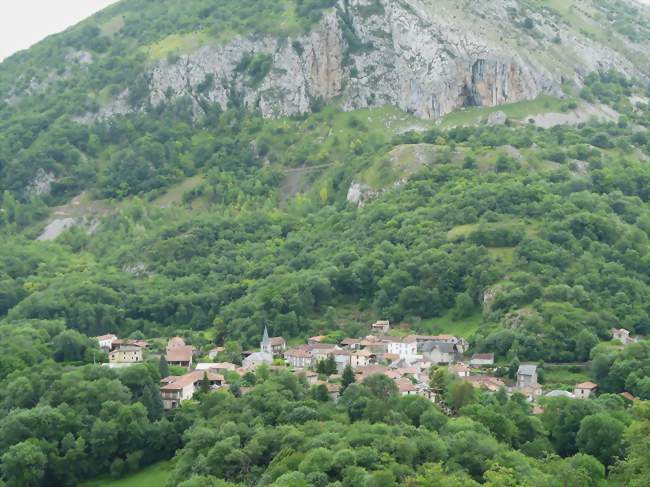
[159,356,170,378]
[341,364,355,391]
[199,372,210,395]
[363,374,398,399]
[1,440,48,487]
[449,381,475,412]
[576,413,625,465]
[452,292,474,320]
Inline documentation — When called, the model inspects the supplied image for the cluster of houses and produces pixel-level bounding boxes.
[96,321,639,412]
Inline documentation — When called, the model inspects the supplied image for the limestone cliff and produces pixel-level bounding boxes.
[139,0,647,120]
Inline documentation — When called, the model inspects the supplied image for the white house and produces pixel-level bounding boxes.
[386,336,418,362]
[160,371,224,410]
[516,364,538,389]
[574,381,598,399]
[610,328,635,345]
[95,334,118,351]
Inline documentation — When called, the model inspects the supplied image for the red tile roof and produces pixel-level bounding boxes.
[166,345,193,363]
[575,381,598,390]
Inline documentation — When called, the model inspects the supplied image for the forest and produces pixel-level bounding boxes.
[0,0,650,482]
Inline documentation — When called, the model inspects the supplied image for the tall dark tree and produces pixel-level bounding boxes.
[341,364,355,391]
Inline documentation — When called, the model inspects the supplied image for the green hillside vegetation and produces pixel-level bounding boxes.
[1,0,650,483]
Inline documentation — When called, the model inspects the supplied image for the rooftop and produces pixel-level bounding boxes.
[160,371,224,391]
[517,364,537,375]
[166,345,193,362]
[575,381,598,390]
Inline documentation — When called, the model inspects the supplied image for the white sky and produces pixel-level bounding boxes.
[0,0,119,61]
[0,0,649,62]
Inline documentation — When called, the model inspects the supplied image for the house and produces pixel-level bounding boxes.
[95,334,117,351]
[207,347,224,360]
[421,342,461,364]
[166,345,194,369]
[285,348,313,369]
[160,371,224,410]
[409,334,468,354]
[303,370,319,385]
[386,336,418,362]
[341,338,362,350]
[308,336,327,345]
[307,343,337,362]
[332,350,352,372]
[396,378,417,396]
[370,320,390,334]
[449,363,471,378]
[108,345,143,367]
[610,328,635,345]
[518,383,543,402]
[112,339,149,350]
[516,364,538,389]
[326,383,341,401]
[195,362,237,373]
[470,353,495,366]
[574,381,598,399]
[465,375,505,392]
[261,326,286,356]
[351,349,372,368]
[242,351,273,369]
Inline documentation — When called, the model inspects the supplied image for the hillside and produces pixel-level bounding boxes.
[1,0,650,486]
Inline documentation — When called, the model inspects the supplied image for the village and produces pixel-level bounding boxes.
[94,322,641,413]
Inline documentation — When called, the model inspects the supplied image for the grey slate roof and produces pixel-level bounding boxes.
[421,342,456,354]
[517,364,537,376]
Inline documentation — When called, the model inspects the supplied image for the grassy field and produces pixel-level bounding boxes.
[153,175,204,208]
[146,31,212,60]
[439,95,569,128]
[419,310,483,338]
[543,365,591,390]
[81,461,173,487]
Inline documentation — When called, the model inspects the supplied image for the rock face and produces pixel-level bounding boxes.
[138,0,646,121]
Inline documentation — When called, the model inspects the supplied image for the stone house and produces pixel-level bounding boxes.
[370,320,390,334]
[285,348,313,369]
[574,381,597,399]
[109,345,143,366]
[242,351,273,369]
[350,349,372,368]
[516,364,538,389]
[421,342,461,364]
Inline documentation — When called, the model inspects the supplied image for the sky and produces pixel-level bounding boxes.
[0,0,119,61]
[0,0,650,61]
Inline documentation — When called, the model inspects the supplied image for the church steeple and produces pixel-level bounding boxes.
[261,325,270,353]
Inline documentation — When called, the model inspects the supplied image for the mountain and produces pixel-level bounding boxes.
[1,1,650,486]
[4,0,649,122]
